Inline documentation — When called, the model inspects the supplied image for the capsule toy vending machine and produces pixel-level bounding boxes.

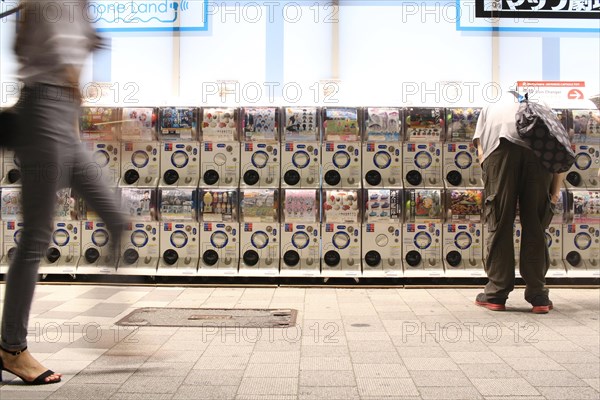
[198,189,239,276]
[76,185,120,274]
[402,188,444,277]
[156,189,199,276]
[545,189,568,278]
[321,190,361,277]
[321,108,362,189]
[280,189,321,276]
[1,148,21,186]
[239,189,279,276]
[0,188,24,273]
[199,108,240,188]
[403,107,444,189]
[240,107,280,188]
[281,107,320,188]
[444,107,482,188]
[79,106,123,187]
[362,189,403,277]
[117,188,159,275]
[362,108,403,188]
[38,189,81,275]
[564,190,600,277]
[443,189,485,277]
[565,109,600,190]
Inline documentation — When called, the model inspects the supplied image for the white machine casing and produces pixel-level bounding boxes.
[157,222,200,276]
[200,141,240,188]
[564,143,600,190]
[403,142,443,188]
[119,141,161,188]
[77,220,117,275]
[83,141,120,186]
[1,148,21,186]
[281,107,320,189]
[159,141,200,188]
[117,221,160,275]
[38,221,81,275]
[0,220,23,274]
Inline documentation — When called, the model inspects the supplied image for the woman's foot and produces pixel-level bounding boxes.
[0,347,62,384]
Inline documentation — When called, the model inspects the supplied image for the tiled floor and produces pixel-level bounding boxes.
[0,284,598,400]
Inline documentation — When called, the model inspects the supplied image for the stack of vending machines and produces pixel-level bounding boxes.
[361,108,404,277]
[402,108,445,277]
[321,108,362,277]
[443,108,485,278]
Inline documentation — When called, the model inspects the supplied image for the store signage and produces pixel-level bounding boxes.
[457,0,600,32]
[476,0,600,19]
[516,81,593,107]
[90,0,208,32]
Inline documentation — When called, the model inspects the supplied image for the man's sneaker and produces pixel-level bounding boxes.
[475,293,506,311]
[530,295,553,314]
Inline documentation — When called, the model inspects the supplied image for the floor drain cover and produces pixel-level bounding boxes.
[116,308,298,328]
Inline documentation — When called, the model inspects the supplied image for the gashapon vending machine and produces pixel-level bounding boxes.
[403,107,444,189]
[240,107,280,188]
[280,190,321,276]
[281,107,320,188]
[80,106,123,187]
[545,190,568,278]
[444,108,482,188]
[1,148,21,186]
[117,188,159,275]
[564,190,600,277]
[402,189,444,277]
[200,108,240,188]
[119,106,161,188]
[362,189,403,277]
[239,189,279,276]
[0,188,80,275]
[362,108,403,188]
[321,190,361,277]
[158,107,199,188]
[443,189,485,277]
[198,189,239,275]
[322,108,362,189]
[565,108,600,190]
[156,189,199,276]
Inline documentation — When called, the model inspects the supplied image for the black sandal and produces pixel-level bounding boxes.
[0,346,61,385]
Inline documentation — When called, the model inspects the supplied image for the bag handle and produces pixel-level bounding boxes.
[0,2,21,19]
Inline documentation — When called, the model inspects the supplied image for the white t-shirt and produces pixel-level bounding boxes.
[473,94,531,163]
[15,0,97,86]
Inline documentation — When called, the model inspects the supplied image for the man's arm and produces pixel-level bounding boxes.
[550,173,565,204]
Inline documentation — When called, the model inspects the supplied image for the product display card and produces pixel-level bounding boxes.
[159,189,196,221]
[447,189,483,221]
[571,109,600,143]
[243,108,278,141]
[365,108,401,141]
[80,107,120,140]
[1,188,22,220]
[55,188,78,220]
[406,189,443,222]
[572,190,600,223]
[121,188,155,221]
[446,108,481,141]
[159,107,197,140]
[284,107,319,141]
[405,107,444,140]
[121,108,156,141]
[202,108,238,141]
[323,190,360,223]
[323,108,359,141]
[240,190,278,222]
[365,189,401,222]
[200,190,236,222]
[283,190,318,223]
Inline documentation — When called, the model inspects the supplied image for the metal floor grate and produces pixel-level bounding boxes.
[116,307,298,328]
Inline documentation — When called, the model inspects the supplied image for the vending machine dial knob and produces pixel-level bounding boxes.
[84,248,100,264]
[364,250,381,267]
[243,250,260,266]
[203,250,219,266]
[203,170,220,185]
[163,249,179,265]
[163,169,179,185]
[46,247,61,263]
[283,250,300,267]
[123,249,139,264]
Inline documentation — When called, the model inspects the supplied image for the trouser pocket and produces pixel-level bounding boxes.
[484,194,499,232]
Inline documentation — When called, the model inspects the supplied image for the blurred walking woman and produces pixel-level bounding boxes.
[0,1,126,384]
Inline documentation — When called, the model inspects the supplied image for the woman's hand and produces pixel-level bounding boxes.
[551,192,561,205]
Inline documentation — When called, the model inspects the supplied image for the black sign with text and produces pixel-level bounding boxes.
[476,0,600,19]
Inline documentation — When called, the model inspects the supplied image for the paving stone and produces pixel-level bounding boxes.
[350,351,402,364]
[237,378,298,396]
[447,351,504,364]
[118,376,185,394]
[562,363,600,379]
[418,386,483,399]
[355,377,419,397]
[300,357,352,371]
[298,386,360,400]
[471,378,540,396]
[172,385,237,399]
[299,370,355,387]
[353,364,411,378]
[536,386,600,399]
[519,370,588,387]
[503,357,565,371]
[410,370,472,387]
[403,357,460,371]
[184,369,245,386]
[46,384,120,400]
[243,363,299,378]
[459,364,521,378]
